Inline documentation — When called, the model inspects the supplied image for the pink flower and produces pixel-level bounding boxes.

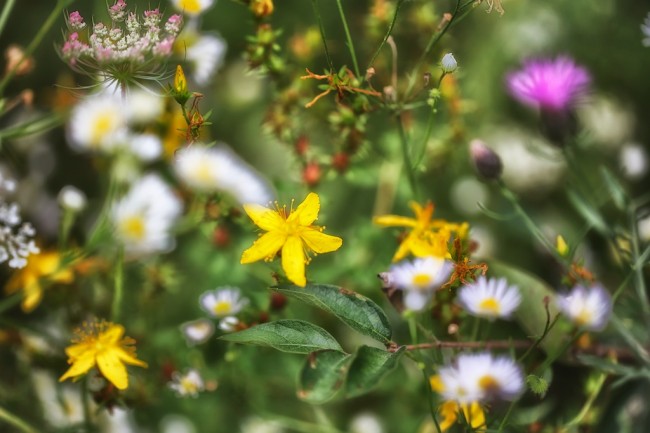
[506,56,591,112]
[68,11,86,30]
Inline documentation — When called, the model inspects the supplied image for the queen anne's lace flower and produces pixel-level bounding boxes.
[0,174,39,269]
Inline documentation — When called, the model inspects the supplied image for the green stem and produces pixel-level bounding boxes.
[469,316,480,342]
[0,293,22,315]
[563,371,607,429]
[395,114,419,199]
[629,205,650,326]
[497,400,517,433]
[0,0,17,45]
[610,314,650,365]
[111,247,124,322]
[366,0,406,74]
[536,331,582,374]
[335,0,360,78]
[310,0,334,72]
[81,377,93,431]
[0,0,74,95]
[0,406,37,433]
[422,370,443,433]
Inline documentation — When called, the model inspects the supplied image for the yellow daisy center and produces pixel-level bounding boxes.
[181,0,202,13]
[478,375,500,392]
[575,309,592,326]
[181,377,199,394]
[91,111,116,146]
[213,300,232,316]
[194,160,214,184]
[478,297,501,314]
[121,216,146,240]
[412,273,432,288]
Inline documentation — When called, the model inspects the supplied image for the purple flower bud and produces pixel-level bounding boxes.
[470,139,502,180]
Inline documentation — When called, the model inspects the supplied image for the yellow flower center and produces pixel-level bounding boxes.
[180,0,202,13]
[478,297,500,314]
[181,377,199,394]
[478,375,500,392]
[120,216,146,240]
[575,309,592,327]
[213,300,232,316]
[91,111,116,146]
[412,273,432,289]
[194,161,214,185]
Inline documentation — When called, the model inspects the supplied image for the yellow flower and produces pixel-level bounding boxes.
[250,0,274,17]
[430,375,486,432]
[5,251,74,313]
[174,64,188,95]
[240,192,343,287]
[59,320,148,390]
[556,235,569,257]
[373,201,468,262]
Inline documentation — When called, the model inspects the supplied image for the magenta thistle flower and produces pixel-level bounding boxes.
[506,56,591,112]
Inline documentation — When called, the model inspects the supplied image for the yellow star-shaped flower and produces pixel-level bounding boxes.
[240,192,343,287]
[430,375,486,432]
[59,320,148,390]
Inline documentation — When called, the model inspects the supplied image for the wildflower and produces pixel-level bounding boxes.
[172,65,189,105]
[642,13,650,47]
[0,174,39,269]
[124,90,165,125]
[171,0,215,16]
[240,192,343,287]
[59,320,147,390]
[58,186,87,212]
[173,144,273,205]
[180,319,215,345]
[5,250,74,312]
[556,235,569,257]
[218,316,240,332]
[456,276,521,320]
[556,283,612,331]
[507,56,590,112]
[183,33,227,86]
[67,93,127,152]
[112,174,182,256]
[349,413,384,433]
[387,256,453,311]
[439,352,524,403]
[429,375,485,432]
[128,133,163,162]
[199,287,249,318]
[169,369,204,397]
[374,201,468,262]
[620,144,648,180]
[60,2,183,86]
[440,53,458,74]
[469,139,502,180]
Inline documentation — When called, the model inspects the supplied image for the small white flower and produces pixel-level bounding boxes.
[441,53,458,73]
[169,369,204,397]
[349,413,384,433]
[642,13,650,47]
[180,319,215,345]
[639,214,650,243]
[218,316,240,332]
[199,286,249,318]
[112,174,183,255]
[619,144,648,180]
[128,133,163,162]
[387,256,453,311]
[58,186,87,212]
[125,90,165,124]
[171,0,214,16]
[185,34,227,86]
[556,283,612,331]
[457,276,521,320]
[440,352,524,403]
[68,93,127,152]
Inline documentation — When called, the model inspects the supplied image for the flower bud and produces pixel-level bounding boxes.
[441,53,457,74]
[539,109,578,147]
[302,161,321,187]
[469,139,502,180]
[172,65,190,105]
[58,186,87,212]
[250,0,274,18]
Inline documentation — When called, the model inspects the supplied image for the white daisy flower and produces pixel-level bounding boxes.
[128,133,163,162]
[174,144,273,205]
[112,174,183,255]
[199,286,249,318]
[171,0,214,16]
[180,318,215,345]
[387,256,453,311]
[556,283,612,331]
[68,93,127,152]
[456,276,521,320]
[440,352,524,403]
[125,90,165,125]
[218,316,240,332]
[169,369,204,397]
[186,34,227,86]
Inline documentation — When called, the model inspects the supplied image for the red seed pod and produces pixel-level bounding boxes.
[302,161,321,186]
[212,226,231,248]
[331,152,349,173]
[270,292,288,311]
[295,135,309,156]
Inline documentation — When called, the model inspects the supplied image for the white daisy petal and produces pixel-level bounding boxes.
[457,276,521,320]
[556,283,612,331]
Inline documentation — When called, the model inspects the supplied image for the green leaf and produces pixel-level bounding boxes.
[577,354,639,376]
[345,345,405,397]
[526,374,549,398]
[488,261,568,353]
[298,350,352,404]
[219,320,343,354]
[273,284,392,343]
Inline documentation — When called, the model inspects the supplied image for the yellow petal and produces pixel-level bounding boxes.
[282,235,306,287]
[115,348,148,368]
[391,236,412,262]
[429,375,445,393]
[462,402,486,430]
[21,283,43,313]
[438,401,459,432]
[97,349,129,390]
[241,231,286,264]
[243,204,285,232]
[101,324,126,345]
[65,342,92,359]
[372,215,417,228]
[34,252,62,274]
[300,228,342,254]
[289,192,319,226]
[59,353,96,382]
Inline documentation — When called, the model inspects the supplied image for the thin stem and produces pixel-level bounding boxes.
[81,377,93,432]
[629,204,650,326]
[0,406,37,433]
[0,0,16,44]
[395,114,419,199]
[422,370,443,433]
[563,371,607,429]
[497,400,517,433]
[111,247,124,322]
[335,0,360,78]
[310,0,334,72]
[0,0,74,95]
[366,0,406,74]
[397,340,533,352]
[610,314,650,365]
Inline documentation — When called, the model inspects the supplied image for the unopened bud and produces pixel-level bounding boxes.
[469,139,502,180]
[302,161,321,186]
[295,135,309,156]
[212,225,231,248]
[218,317,240,332]
[5,45,34,77]
[383,86,396,103]
[172,65,190,105]
[331,152,349,173]
[58,185,87,212]
[270,292,288,311]
[250,0,274,18]
[440,53,457,73]
[365,67,376,81]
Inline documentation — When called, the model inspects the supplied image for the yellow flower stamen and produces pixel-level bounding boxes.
[478,297,501,314]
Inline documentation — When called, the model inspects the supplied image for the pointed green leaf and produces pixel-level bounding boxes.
[345,345,405,397]
[488,261,567,353]
[298,350,352,404]
[273,284,392,343]
[219,320,343,354]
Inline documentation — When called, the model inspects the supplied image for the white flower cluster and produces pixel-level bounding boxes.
[168,369,205,397]
[0,174,39,269]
